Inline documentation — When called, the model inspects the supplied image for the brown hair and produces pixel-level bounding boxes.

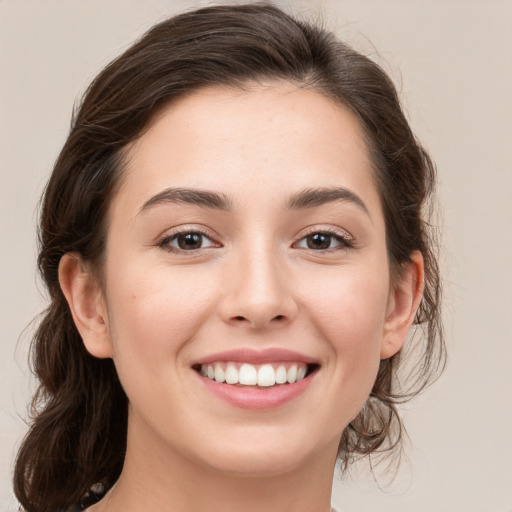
[14,3,445,511]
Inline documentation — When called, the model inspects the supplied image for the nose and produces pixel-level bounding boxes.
[219,247,298,330]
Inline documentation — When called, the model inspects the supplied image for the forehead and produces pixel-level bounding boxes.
[117,83,380,215]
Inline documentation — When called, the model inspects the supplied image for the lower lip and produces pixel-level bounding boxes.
[197,372,315,410]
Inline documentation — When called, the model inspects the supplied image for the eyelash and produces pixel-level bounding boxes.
[293,228,354,252]
[156,227,354,253]
[157,228,219,253]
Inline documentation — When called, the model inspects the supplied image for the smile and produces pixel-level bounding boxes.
[191,348,320,409]
[197,362,313,387]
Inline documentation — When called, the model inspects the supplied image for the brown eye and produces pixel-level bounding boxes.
[160,231,217,252]
[295,231,352,251]
[306,233,332,249]
[177,232,203,250]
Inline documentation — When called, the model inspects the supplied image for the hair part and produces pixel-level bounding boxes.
[14,3,445,510]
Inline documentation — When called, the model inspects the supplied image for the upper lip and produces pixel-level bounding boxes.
[191,348,319,366]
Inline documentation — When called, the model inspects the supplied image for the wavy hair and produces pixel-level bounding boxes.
[14,3,445,511]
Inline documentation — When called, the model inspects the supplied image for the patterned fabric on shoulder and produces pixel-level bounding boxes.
[64,483,105,511]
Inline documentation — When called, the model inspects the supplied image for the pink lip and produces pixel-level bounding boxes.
[191,348,318,366]
[197,371,316,410]
[191,348,320,410]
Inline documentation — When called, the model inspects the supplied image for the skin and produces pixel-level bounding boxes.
[60,83,423,512]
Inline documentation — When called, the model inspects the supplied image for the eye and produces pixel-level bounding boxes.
[159,230,218,252]
[295,231,353,251]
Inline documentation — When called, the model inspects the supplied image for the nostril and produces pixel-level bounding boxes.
[234,316,246,321]
[274,315,284,321]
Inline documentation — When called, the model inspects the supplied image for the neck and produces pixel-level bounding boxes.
[96,416,339,512]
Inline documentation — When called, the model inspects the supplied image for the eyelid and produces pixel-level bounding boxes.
[293,225,355,250]
[156,225,222,252]
[154,224,355,253]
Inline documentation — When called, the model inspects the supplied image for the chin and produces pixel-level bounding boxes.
[190,425,334,478]
[201,449,309,478]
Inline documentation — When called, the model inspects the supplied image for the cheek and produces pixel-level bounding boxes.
[104,260,219,370]
[304,262,390,343]
[302,263,389,410]
[103,261,223,425]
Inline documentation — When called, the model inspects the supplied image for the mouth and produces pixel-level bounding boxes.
[192,361,320,388]
[190,348,320,408]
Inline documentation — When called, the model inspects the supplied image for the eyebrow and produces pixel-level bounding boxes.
[139,185,370,218]
[139,187,232,214]
[287,187,370,217]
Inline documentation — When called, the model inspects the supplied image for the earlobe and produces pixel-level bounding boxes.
[381,250,424,359]
[58,253,113,359]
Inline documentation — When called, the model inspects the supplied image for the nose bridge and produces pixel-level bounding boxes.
[221,235,297,329]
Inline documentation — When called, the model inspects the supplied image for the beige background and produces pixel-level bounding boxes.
[1,1,511,510]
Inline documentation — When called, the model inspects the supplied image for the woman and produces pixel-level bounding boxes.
[14,3,445,511]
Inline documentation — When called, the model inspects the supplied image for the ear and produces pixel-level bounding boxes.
[58,253,113,359]
[381,250,424,359]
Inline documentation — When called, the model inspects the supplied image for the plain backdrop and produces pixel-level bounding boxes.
[1,1,511,511]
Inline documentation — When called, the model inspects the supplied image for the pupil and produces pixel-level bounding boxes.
[178,232,202,250]
[308,233,330,249]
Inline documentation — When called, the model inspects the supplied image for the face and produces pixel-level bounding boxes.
[82,84,413,477]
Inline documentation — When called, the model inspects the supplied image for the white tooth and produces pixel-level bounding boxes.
[239,363,257,385]
[200,364,208,377]
[287,364,297,383]
[225,363,239,384]
[296,365,307,381]
[214,364,225,383]
[257,364,276,387]
[207,365,215,380]
[275,365,287,384]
